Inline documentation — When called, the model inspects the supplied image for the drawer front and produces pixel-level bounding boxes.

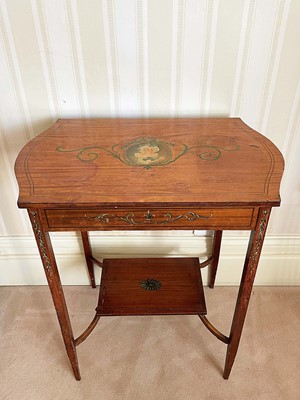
[45,208,258,230]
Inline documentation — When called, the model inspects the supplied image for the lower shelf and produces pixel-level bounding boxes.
[96,257,207,316]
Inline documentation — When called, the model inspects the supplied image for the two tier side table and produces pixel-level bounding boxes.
[14,118,284,380]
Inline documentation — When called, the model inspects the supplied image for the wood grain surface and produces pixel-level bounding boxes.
[15,118,284,208]
[96,257,206,315]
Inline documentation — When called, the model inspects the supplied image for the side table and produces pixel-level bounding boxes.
[14,118,284,380]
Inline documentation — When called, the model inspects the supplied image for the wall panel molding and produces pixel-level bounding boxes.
[1,233,299,286]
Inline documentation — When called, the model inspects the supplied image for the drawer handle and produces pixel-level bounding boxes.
[84,210,212,225]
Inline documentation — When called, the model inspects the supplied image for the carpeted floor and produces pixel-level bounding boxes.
[0,286,299,400]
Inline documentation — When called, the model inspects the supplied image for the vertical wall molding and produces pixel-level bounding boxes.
[170,0,185,116]
[258,0,290,132]
[0,1,34,141]
[31,0,60,119]
[203,0,218,115]
[65,0,90,118]
[102,0,120,116]
[136,0,149,116]
[230,0,257,116]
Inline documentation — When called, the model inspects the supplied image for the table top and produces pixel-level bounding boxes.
[15,118,284,209]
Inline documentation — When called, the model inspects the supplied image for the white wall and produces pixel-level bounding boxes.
[0,0,300,285]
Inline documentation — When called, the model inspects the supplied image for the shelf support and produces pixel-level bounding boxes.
[199,315,229,344]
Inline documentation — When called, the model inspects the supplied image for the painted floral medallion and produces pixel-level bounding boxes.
[123,138,173,167]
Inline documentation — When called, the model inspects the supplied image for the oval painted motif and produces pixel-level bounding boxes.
[124,138,173,167]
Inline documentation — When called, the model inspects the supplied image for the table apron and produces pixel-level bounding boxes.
[42,207,259,231]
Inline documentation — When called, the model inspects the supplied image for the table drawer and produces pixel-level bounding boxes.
[45,207,258,230]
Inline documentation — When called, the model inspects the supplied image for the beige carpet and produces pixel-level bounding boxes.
[0,286,299,400]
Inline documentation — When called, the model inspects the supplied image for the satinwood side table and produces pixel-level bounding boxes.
[14,118,284,380]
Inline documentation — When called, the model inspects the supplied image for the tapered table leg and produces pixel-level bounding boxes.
[29,210,81,380]
[223,208,270,379]
[209,230,223,288]
[81,231,96,288]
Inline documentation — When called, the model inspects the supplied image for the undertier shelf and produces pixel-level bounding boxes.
[96,257,207,316]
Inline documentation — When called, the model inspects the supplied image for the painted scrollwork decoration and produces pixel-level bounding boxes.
[30,211,52,276]
[56,137,240,169]
[84,210,212,225]
[249,210,269,276]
